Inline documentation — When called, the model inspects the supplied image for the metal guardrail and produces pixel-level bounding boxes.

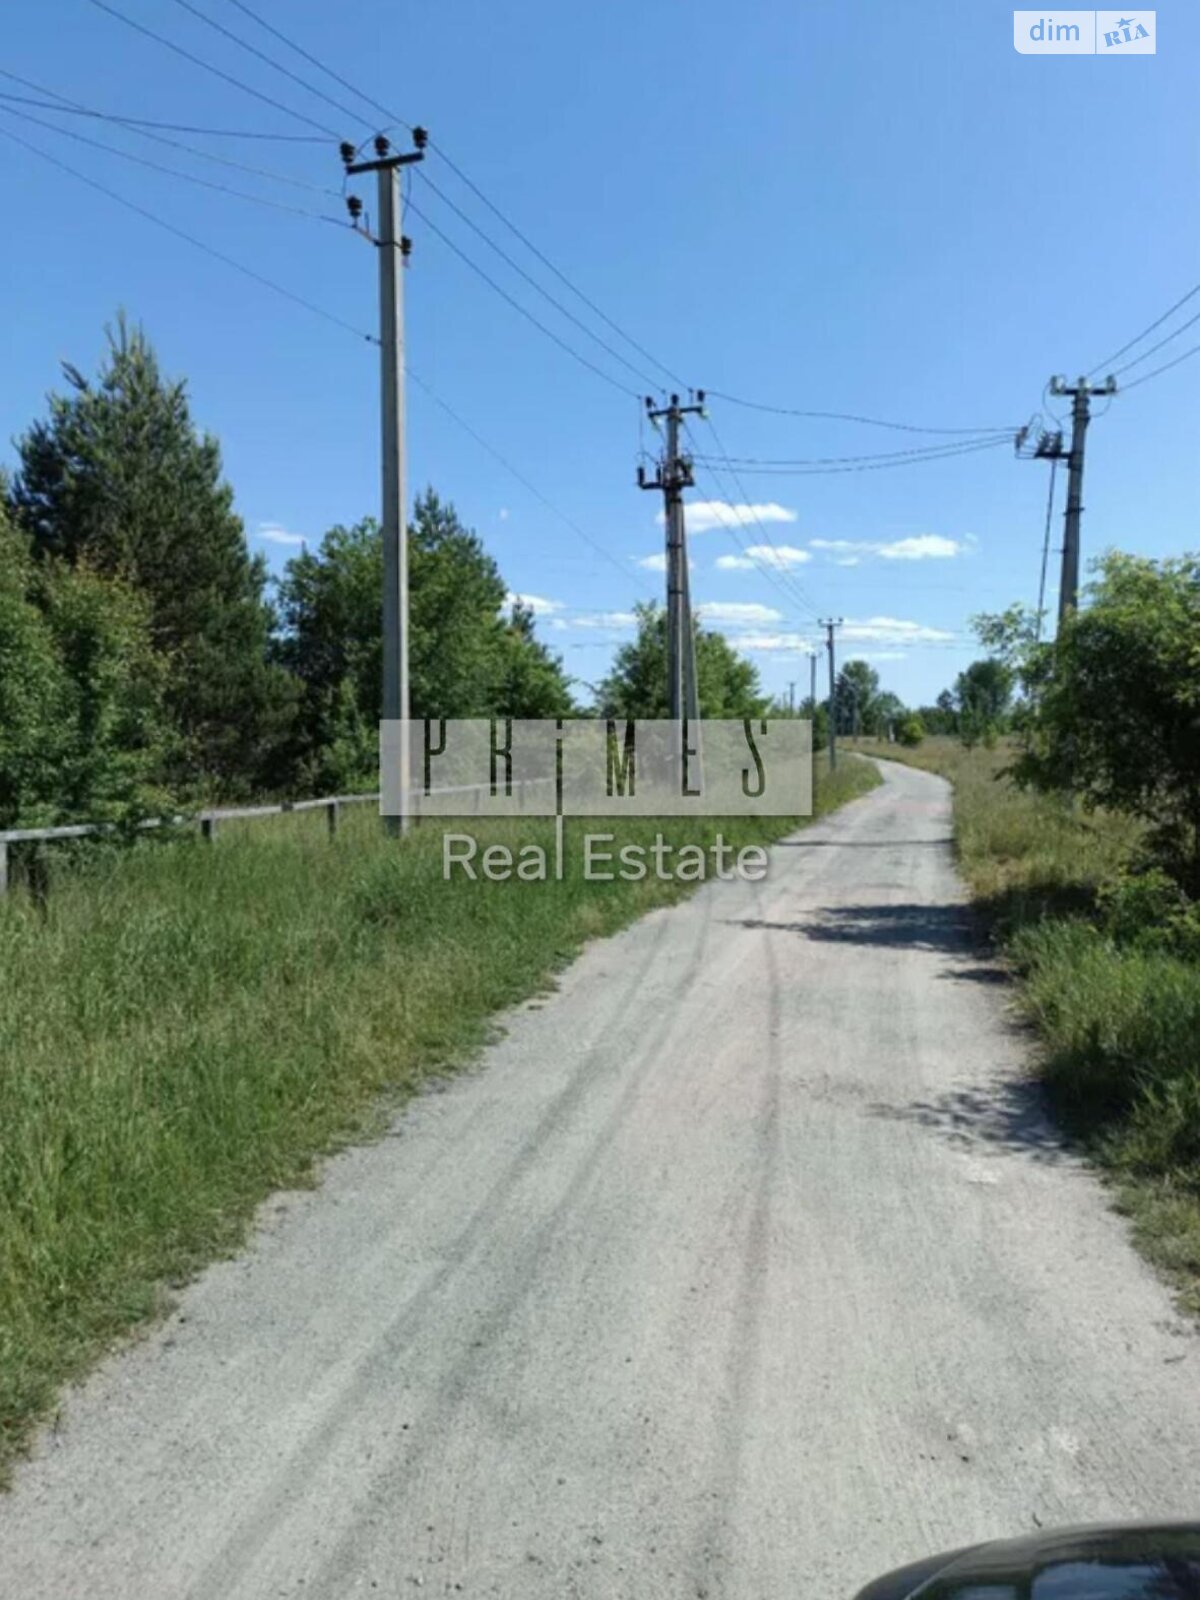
[0,779,558,897]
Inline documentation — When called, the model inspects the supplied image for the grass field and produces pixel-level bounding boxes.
[847,736,1200,1315]
[0,754,878,1480]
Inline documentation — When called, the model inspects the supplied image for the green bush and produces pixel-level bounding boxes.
[1011,917,1200,1179]
[1097,868,1200,960]
[896,713,925,747]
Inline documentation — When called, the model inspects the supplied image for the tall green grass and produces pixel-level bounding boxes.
[848,736,1200,1311]
[0,756,879,1478]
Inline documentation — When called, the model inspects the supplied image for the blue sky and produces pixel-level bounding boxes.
[2,0,1196,707]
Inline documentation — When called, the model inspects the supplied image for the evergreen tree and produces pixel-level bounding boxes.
[11,316,297,795]
[0,496,173,829]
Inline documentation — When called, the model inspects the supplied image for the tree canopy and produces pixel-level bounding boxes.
[11,316,294,796]
[1014,552,1200,892]
[596,603,766,718]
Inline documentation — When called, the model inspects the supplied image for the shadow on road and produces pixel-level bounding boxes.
[868,1079,1071,1165]
[733,901,978,956]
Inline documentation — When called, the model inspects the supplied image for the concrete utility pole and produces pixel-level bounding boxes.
[820,619,843,770]
[344,130,427,833]
[638,392,706,725]
[1047,374,1116,624]
[788,681,796,715]
[808,649,817,719]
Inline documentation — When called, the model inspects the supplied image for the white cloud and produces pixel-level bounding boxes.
[255,521,306,548]
[853,650,908,662]
[878,535,962,561]
[809,534,966,562]
[663,500,798,534]
[842,616,956,643]
[833,557,861,568]
[550,618,569,631]
[506,591,563,615]
[715,543,811,571]
[570,611,638,630]
[730,632,814,654]
[696,601,784,625]
[635,552,693,573]
[498,507,510,521]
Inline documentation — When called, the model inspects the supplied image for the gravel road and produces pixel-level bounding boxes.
[2,758,1198,1599]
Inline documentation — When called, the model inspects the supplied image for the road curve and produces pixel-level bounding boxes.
[2,758,1198,1599]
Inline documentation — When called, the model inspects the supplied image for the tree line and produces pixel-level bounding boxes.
[0,318,768,831]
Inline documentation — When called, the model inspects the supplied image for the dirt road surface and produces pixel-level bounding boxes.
[2,759,1197,1598]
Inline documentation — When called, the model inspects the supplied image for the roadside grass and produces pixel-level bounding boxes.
[0,754,879,1481]
[846,736,1200,1313]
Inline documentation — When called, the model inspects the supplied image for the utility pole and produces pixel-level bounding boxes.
[808,649,817,719]
[1046,374,1116,625]
[788,681,796,715]
[344,129,427,833]
[638,392,705,726]
[820,619,843,770]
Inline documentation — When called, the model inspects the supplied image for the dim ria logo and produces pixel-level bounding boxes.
[1013,11,1155,53]
[378,718,813,884]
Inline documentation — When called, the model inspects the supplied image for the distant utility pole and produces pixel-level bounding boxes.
[788,681,796,715]
[808,649,817,720]
[1046,374,1116,625]
[343,129,427,834]
[820,619,843,770]
[638,391,706,724]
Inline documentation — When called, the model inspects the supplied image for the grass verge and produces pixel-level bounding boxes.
[0,754,879,1481]
[846,736,1200,1314]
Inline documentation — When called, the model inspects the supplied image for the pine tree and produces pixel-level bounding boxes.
[11,316,297,796]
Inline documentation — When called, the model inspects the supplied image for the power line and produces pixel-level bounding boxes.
[1109,304,1200,378]
[704,388,1017,435]
[1118,338,1200,392]
[407,370,656,595]
[212,0,687,390]
[694,432,1014,468]
[85,0,340,138]
[221,0,413,131]
[166,0,375,135]
[0,86,338,192]
[428,141,690,393]
[3,102,341,224]
[406,196,640,398]
[0,71,326,141]
[692,435,1012,475]
[694,414,824,619]
[685,427,821,623]
[0,121,376,344]
[413,169,661,390]
[1086,275,1200,377]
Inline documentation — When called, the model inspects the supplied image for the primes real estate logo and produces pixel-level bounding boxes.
[379,718,813,884]
[1013,11,1155,53]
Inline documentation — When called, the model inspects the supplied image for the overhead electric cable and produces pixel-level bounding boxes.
[216,0,689,389]
[406,196,640,397]
[166,0,374,133]
[1118,339,1200,392]
[8,102,341,222]
[414,169,661,390]
[0,120,376,343]
[696,435,1012,475]
[0,86,337,191]
[408,370,657,595]
[85,0,340,137]
[705,389,1018,435]
[1086,275,1200,377]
